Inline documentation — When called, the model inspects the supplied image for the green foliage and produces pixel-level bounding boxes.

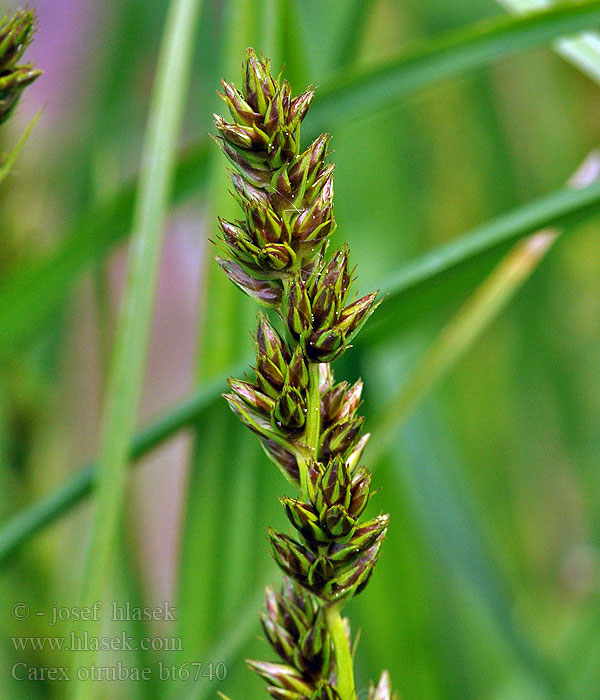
[1,2,600,700]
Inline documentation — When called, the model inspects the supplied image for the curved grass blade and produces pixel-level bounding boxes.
[0,369,239,564]
[3,1,600,359]
[499,0,600,85]
[308,0,600,131]
[365,170,600,342]
[72,0,203,697]
[0,232,558,567]
[0,109,42,185]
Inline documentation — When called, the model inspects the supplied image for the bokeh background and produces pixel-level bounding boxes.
[1,1,599,699]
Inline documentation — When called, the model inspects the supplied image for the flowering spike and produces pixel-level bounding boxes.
[214,47,393,700]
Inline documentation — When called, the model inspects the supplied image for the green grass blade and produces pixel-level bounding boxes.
[71,0,202,697]
[499,0,600,85]
[366,171,600,341]
[176,0,264,676]
[3,1,600,360]
[0,225,557,566]
[369,230,557,464]
[0,369,238,564]
[308,0,600,131]
[0,109,42,185]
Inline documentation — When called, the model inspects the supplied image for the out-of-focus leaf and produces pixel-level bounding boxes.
[170,575,271,700]
[73,1,203,697]
[278,0,308,89]
[364,176,600,342]
[308,0,600,131]
[369,230,558,462]
[330,0,377,70]
[390,414,566,699]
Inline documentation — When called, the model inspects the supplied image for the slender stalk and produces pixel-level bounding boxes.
[306,363,322,452]
[305,361,356,700]
[297,361,322,497]
[325,603,356,700]
[72,1,202,697]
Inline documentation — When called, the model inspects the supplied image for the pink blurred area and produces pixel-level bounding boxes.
[67,208,206,604]
[16,0,101,125]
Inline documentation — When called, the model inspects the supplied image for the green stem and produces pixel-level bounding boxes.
[325,602,356,700]
[304,362,356,700]
[306,362,321,453]
[297,361,322,499]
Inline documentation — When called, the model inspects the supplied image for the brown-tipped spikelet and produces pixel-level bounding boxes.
[214,49,335,286]
[286,248,380,362]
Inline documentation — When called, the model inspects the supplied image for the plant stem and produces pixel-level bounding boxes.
[72,0,202,697]
[325,602,356,700]
[306,362,321,451]
[304,361,356,700]
[296,361,322,498]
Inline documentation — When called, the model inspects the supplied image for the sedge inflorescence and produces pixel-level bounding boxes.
[213,49,394,700]
[0,9,41,125]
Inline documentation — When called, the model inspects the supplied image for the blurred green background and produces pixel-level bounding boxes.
[1,1,599,699]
